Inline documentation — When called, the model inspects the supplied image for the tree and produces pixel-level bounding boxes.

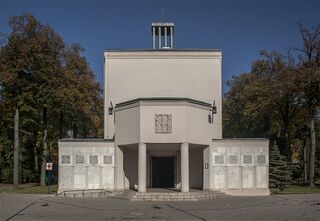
[223,24,320,185]
[224,51,301,157]
[0,13,103,184]
[269,143,292,188]
[13,108,19,188]
[294,25,320,187]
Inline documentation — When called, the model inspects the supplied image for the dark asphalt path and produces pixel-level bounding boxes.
[1,193,320,220]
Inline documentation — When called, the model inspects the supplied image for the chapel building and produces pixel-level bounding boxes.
[58,22,270,196]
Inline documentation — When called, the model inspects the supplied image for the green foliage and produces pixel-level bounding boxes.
[0,137,13,183]
[0,13,103,183]
[269,143,292,188]
[270,185,320,194]
[0,167,13,184]
[0,184,58,194]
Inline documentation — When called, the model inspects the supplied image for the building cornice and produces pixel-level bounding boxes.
[104,49,222,59]
[115,97,212,112]
[58,139,114,142]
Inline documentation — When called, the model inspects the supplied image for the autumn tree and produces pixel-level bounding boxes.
[223,24,320,185]
[0,14,103,184]
[294,25,320,186]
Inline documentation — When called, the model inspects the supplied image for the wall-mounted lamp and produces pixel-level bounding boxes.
[108,101,114,115]
[212,100,217,114]
[208,100,217,124]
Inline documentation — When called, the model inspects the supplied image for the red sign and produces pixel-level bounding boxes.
[46,162,53,171]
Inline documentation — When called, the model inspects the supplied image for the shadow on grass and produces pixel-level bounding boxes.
[0,183,57,194]
[271,184,320,194]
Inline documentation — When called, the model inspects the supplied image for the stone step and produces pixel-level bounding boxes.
[57,189,129,198]
[58,189,226,201]
[130,191,225,201]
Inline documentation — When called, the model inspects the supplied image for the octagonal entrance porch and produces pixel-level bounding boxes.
[118,143,205,193]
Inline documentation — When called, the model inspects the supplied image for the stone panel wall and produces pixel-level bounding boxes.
[58,140,115,193]
[211,139,270,196]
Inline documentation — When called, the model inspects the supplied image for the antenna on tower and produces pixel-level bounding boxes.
[161,7,164,21]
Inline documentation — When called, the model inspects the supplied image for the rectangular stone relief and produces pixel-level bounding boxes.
[155,114,172,133]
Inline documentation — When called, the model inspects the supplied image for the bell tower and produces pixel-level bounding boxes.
[152,22,174,50]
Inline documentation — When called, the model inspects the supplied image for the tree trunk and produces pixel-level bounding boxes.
[59,111,63,138]
[303,139,308,183]
[309,118,316,187]
[73,120,78,138]
[40,107,48,186]
[13,108,19,188]
[34,145,38,172]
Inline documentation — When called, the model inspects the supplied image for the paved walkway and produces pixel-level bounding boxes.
[145,188,203,192]
[1,192,320,220]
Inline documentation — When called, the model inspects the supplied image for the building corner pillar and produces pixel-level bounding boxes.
[158,26,162,49]
[152,26,156,49]
[114,145,124,191]
[170,26,173,49]
[181,142,189,192]
[138,142,147,193]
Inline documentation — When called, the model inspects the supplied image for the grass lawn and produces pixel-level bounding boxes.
[271,185,320,194]
[0,184,57,194]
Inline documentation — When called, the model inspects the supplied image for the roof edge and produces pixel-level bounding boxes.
[213,138,269,141]
[105,49,221,52]
[115,97,212,108]
[59,138,114,142]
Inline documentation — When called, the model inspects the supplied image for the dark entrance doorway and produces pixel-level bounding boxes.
[151,157,174,188]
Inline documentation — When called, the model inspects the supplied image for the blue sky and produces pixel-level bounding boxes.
[1,0,319,93]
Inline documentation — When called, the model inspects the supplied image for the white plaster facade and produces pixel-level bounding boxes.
[58,24,269,196]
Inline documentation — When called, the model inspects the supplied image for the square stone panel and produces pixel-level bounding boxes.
[89,155,98,164]
[214,155,224,164]
[76,155,84,164]
[257,155,266,164]
[62,155,70,164]
[228,155,238,164]
[243,155,252,164]
[104,155,113,164]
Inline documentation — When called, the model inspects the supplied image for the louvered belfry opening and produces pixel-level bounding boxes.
[152,22,174,50]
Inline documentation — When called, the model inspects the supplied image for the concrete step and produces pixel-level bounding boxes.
[130,191,225,201]
[58,189,115,198]
[58,189,226,201]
